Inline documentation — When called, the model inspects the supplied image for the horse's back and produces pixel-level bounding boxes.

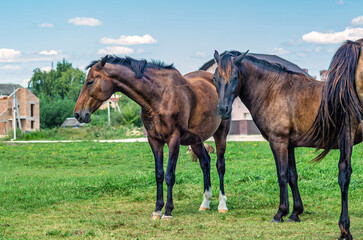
[184,70,215,85]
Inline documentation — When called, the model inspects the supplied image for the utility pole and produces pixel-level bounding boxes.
[12,90,17,140]
[14,90,21,131]
[108,99,111,126]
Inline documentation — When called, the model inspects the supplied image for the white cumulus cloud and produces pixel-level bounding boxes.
[21,78,30,87]
[68,17,102,26]
[100,34,157,45]
[136,49,145,54]
[0,65,20,70]
[40,50,58,55]
[270,48,290,55]
[41,66,52,72]
[351,16,363,26]
[38,23,54,28]
[302,26,363,44]
[97,46,134,55]
[0,48,21,62]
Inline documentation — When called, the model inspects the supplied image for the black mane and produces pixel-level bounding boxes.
[243,54,294,74]
[200,50,310,78]
[224,50,295,74]
[86,55,175,79]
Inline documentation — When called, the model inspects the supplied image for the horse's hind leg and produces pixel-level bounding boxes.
[269,139,289,222]
[191,143,212,211]
[213,119,230,213]
[337,126,355,240]
[287,147,304,222]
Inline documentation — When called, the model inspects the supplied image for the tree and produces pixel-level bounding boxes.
[28,59,85,100]
[27,59,86,128]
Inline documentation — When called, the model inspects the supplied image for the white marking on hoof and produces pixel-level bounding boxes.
[161,215,173,220]
[199,188,212,211]
[151,211,162,220]
[218,191,228,213]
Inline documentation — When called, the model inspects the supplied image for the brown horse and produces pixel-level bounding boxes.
[74,55,231,220]
[302,39,363,240]
[212,45,362,238]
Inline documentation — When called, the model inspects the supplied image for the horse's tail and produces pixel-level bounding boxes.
[303,40,363,162]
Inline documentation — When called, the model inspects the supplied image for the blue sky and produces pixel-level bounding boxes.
[0,0,362,86]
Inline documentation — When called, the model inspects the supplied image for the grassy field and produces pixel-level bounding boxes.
[0,141,362,239]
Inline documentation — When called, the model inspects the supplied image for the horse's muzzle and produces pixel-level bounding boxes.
[217,105,231,120]
[74,111,91,123]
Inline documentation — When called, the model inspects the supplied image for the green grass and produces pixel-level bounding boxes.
[0,141,362,239]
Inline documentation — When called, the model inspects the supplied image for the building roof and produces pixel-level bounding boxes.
[199,51,310,76]
[61,118,84,128]
[0,84,23,96]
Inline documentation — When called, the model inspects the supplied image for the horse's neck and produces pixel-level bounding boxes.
[110,67,173,113]
[239,62,281,114]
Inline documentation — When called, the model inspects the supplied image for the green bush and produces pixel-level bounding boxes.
[6,128,24,139]
[39,97,76,129]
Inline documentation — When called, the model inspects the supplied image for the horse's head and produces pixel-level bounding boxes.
[213,50,248,119]
[74,55,114,123]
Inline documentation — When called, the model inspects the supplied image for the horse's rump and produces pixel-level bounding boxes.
[302,39,363,161]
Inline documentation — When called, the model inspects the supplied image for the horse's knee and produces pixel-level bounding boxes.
[278,173,288,186]
[165,174,175,186]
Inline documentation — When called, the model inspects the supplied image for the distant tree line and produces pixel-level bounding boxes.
[28,60,85,129]
[28,59,142,129]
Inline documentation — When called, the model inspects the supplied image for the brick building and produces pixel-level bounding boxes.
[320,70,328,81]
[0,84,40,136]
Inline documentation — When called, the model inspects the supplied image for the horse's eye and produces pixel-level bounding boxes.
[87,81,94,86]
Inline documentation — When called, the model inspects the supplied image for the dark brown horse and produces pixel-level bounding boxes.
[212,44,362,239]
[74,55,231,220]
[302,39,363,240]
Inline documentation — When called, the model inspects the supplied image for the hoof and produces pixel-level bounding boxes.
[161,215,173,220]
[270,218,283,223]
[199,206,210,211]
[151,211,162,220]
[287,216,300,222]
[338,232,353,240]
[218,209,228,213]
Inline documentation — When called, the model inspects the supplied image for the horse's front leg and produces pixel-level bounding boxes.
[190,143,212,211]
[213,119,230,213]
[269,139,289,222]
[287,147,304,222]
[163,131,181,219]
[337,127,354,240]
[148,136,165,220]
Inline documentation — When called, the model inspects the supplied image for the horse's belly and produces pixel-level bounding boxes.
[188,114,221,140]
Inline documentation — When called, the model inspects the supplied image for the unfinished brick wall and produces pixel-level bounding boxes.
[0,88,40,136]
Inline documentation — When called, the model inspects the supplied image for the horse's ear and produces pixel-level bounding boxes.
[131,59,147,79]
[234,50,249,65]
[214,50,220,64]
[95,55,109,70]
[100,55,109,67]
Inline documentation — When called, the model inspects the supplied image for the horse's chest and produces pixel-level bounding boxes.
[141,111,174,141]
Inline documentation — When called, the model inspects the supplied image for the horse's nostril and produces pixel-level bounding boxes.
[74,112,80,120]
[85,112,90,118]
[225,106,229,112]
